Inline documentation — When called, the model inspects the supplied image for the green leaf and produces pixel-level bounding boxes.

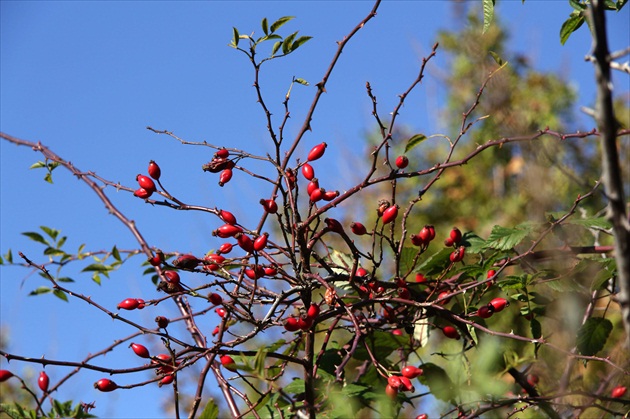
[282,31,298,55]
[22,232,49,246]
[616,0,628,11]
[284,378,305,394]
[40,226,59,240]
[43,247,66,257]
[294,78,309,86]
[404,134,427,153]
[417,247,452,276]
[44,172,54,184]
[341,383,369,396]
[577,317,612,356]
[482,0,495,34]
[198,399,219,419]
[488,50,504,66]
[565,217,612,229]
[29,161,47,169]
[253,347,267,377]
[483,225,531,251]
[261,18,269,35]
[81,263,113,274]
[270,16,294,33]
[569,0,587,11]
[29,286,52,296]
[112,246,121,262]
[2,249,13,264]
[53,289,69,302]
[271,40,283,56]
[418,363,456,401]
[57,277,74,283]
[560,12,584,45]
[530,318,542,339]
[291,35,312,52]
[56,236,67,248]
[354,331,405,361]
[232,27,239,47]
[92,273,101,285]
[399,247,418,276]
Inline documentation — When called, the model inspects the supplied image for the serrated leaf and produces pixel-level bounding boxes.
[341,383,369,396]
[282,31,298,55]
[22,232,49,246]
[566,217,612,229]
[29,286,51,296]
[271,40,283,56]
[198,398,219,419]
[483,225,531,251]
[577,317,612,356]
[291,35,312,52]
[404,134,427,153]
[399,247,418,276]
[482,0,495,34]
[261,17,269,35]
[498,277,526,290]
[489,50,503,66]
[270,16,294,33]
[232,27,239,47]
[417,248,452,276]
[418,363,456,401]
[294,78,309,86]
[560,13,584,45]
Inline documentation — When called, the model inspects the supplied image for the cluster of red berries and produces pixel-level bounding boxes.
[385,365,423,399]
[283,304,320,332]
[134,161,161,199]
[410,225,436,247]
[476,297,509,319]
[202,148,235,187]
[117,297,146,310]
[299,142,341,204]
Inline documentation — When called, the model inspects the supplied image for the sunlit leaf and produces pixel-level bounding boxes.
[40,226,59,240]
[482,0,495,34]
[261,17,269,35]
[112,246,121,262]
[418,363,456,401]
[483,225,531,251]
[404,134,427,153]
[291,35,312,52]
[560,12,584,45]
[294,77,309,86]
[270,16,294,33]
[29,161,47,169]
[198,398,219,419]
[282,31,298,54]
[489,50,504,66]
[22,232,48,246]
[577,317,612,356]
[29,286,51,296]
[271,40,283,56]
[284,378,305,394]
[232,27,239,47]
[53,289,68,302]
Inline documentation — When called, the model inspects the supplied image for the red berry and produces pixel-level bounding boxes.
[301,163,315,180]
[477,305,493,319]
[134,187,152,199]
[401,366,423,379]
[399,376,415,392]
[148,161,161,180]
[411,234,425,246]
[284,317,300,332]
[385,384,399,399]
[382,205,399,224]
[94,378,118,392]
[489,297,509,312]
[148,251,164,266]
[130,343,150,359]
[416,415,428,419]
[611,385,627,398]
[218,243,233,254]
[307,142,327,161]
[220,355,236,371]
[527,374,539,386]
[437,291,451,305]
[449,227,462,244]
[418,225,435,243]
[309,188,324,203]
[136,174,156,192]
[213,224,243,238]
[415,273,427,283]
[172,254,200,269]
[487,270,497,279]
[307,179,319,196]
[325,218,344,233]
[260,199,278,214]
[244,265,264,279]
[322,190,339,201]
[155,316,169,328]
[264,265,278,276]
[442,326,460,340]
[355,267,368,278]
[212,326,220,336]
[0,370,14,382]
[38,371,49,392]
[449,246,465,263]
[215,148,229,159]
[395,155,409,169]
[392,329,403,336]
[215,307,227,318]
[285,169,297,189]
[253,233,268,251]
[159,374,174,387]
[350,222,367,235]
[117,298,140,310]
[164,270,180,285]
[219,210,237,225]
[209,293,223,305]
[136,298,146,309]
[237,234,254,252]
[218,168,233,186]
[306,304,320,319]
[397,287,411,299]
[444,237,455,247]
[297,315,314,330]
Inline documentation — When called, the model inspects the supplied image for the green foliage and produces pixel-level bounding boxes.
[577,317,613,356]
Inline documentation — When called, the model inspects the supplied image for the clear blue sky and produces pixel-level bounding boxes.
[1,1,628,418]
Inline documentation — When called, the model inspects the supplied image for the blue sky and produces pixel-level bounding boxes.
[1,1,628,418]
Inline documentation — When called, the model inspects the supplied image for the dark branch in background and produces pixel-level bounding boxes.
[589,0,630,348]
